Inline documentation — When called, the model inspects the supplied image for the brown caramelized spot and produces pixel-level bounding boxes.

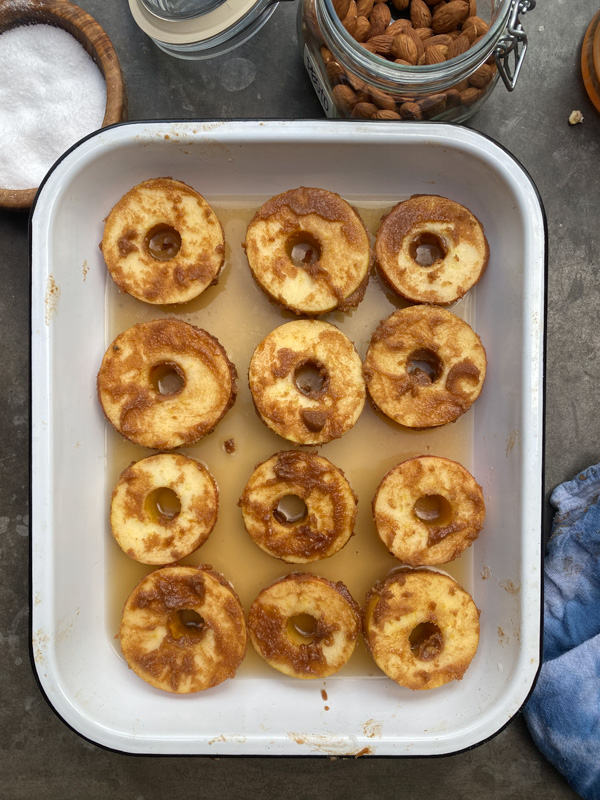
[144,224,182,262]
[145,487,182,522]
[273,494,308,525]
[413,494,453,527]
[409,232,447,267]
[286,231,322,269]
[169,608,206,640]
[149,362,185,395]
[294,360,329,398]
[445,360,481,394]
[407,348,443,384]
[301,408,328,432]
[223,438,235,454]
[409,622,444,661]
[287,613,318,645]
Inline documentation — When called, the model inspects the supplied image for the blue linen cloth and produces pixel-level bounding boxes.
[523,463,600,800]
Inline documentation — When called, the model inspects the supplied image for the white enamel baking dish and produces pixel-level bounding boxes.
[30,120,545,756]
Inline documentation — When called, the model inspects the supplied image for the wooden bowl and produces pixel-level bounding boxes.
[0,0,127,212]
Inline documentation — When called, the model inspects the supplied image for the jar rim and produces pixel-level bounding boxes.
[317,0,511,89]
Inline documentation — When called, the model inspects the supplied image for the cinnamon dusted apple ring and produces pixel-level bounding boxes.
[248,319,365,445]
[239,450,357,563]
[111,453,219,565]
[373,456,485,566]
[101,177,225,305]
[363,305,486,428]
[120,565,247,694]
[248,573,361,679]
[97,318,237,449]
[243,187,371,315]
[375,195,489,305]
[363,568,480,690]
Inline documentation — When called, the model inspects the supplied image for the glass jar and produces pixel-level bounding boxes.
[129,0,282,59]
[298,0,535,122]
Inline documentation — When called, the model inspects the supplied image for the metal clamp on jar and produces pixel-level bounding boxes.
[298,0,535,122]
[130,0,285,59]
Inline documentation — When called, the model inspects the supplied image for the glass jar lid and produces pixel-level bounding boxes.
[129,0,264,44]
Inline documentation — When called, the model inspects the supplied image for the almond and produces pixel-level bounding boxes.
[417,53,426,64]
[417,93,447,116]
[427,33,453,46]
[320,46,335,63]
[369,2,391,36]
[387,18,413,36]
[356,0,374,16]
[354,15,372,41]
[410,0,432,28]
[374,109,402,119]
[432,0,469,33]
[369,87,397,110]
[356,89,372,102]
[391,33,418,63]
[414,26,434,40]
[342,0,358,35]
[446,33,471,59]
[461,25,478,44]
[332,0,351,19]
[352,101,379,118]
[463,15,489,36]
[326,60,346,83]
[391,0,410,9]
[368,34,395,54]
[393,58,413,65]
[333,84,357,113]
[444,88,462,107]
[345,71,366,90]
[399,101,423,119]
[468,0,477,15]
[360,41,378,53]
[425,44,447,64]
[468,63,494,88]
[460,86,480,105]
[403,25,426,58]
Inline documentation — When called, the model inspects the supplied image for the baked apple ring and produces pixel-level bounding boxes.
[363,568,480,690]
[101,177,225,305]
[248,319,365,445]
[248,573,361,679]
[97,317,237,450]
[239,450,357,563]
[363,305,486,428]
[375,194,489,305]
[120,565,247,693]
[111,453,219,565]
[243,187,371,314]
[373,456,485,566]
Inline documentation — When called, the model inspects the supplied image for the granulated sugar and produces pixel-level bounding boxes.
[0,23,107,190]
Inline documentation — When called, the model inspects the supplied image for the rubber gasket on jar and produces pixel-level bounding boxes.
[372,455,485,566]
[97,317,237,450]
[248,319,365,445]
[247,573,361,679]
[375,194,489,306]
[120,565,247,694]
[239,450,357,563]
[243,187,371,315]
[363,568,480,690]
[111,453,219,565]
[101,177,225,305]
[363,305,486,429]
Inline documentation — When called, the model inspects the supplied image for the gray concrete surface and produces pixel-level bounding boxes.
[0,0,597,796]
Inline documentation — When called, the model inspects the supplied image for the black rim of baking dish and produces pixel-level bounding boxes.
[27,118,548,759]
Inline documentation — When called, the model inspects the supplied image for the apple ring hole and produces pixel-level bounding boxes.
[169,609,206,640]
[409,621,444,661]
[413,494,453,527]
[407,349,443,384]
[145,487,182,523]
[273,494,308,525]
[150,362,185,395]
[409,232,447,267]
[294,360,329,398]
[286,232,322,269]
[144,224,182,262]
[287,613,318,645]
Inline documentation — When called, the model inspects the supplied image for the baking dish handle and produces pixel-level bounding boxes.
[494,0,536,92]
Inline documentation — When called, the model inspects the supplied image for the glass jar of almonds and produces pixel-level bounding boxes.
[298,0,535,122]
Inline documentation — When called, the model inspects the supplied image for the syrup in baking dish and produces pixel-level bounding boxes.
[104,200,476,679]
